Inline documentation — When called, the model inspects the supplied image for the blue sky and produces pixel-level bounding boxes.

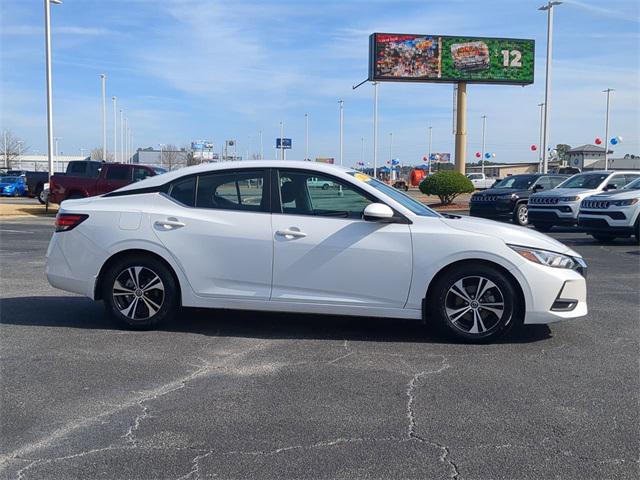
[1,0,638,165]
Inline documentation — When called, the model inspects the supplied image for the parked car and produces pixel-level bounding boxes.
[6,170,50,203]
[46,161,587,343]
[0,175,28,197]
[578,177,640,243]
[466,173,495,190]
[48,161,163,204]
[528,171,640,231]
[392,180,409,191]
[470,173,568,226]
[306,177,334,190]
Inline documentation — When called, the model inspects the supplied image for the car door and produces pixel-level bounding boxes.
[270,168,412,309]
[150,168,273,300]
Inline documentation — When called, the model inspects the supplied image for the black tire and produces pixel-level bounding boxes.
[403,186,409,192]
[533,223,553,232]
[591,233,616,243]
[36,185,46,204]
[428,264,520,343]
[513,203,529,226]
[102,255,178,330]
[322,183,329,190]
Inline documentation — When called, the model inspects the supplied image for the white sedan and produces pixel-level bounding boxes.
[46,161,588,342]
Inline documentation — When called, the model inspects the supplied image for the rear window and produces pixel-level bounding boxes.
[67,161,100,177]
[168,177,196,206]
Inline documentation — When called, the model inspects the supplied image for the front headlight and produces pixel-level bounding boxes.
[509,245,584,271]
[510,193,519,200]
[611,198,638,206]
[560,196,580,202]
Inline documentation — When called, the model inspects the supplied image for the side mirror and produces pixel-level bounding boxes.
[363,203,394,221]
[605,183,617,191]
[533,184,544,191]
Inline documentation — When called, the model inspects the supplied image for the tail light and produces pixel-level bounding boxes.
[55,213,88,232]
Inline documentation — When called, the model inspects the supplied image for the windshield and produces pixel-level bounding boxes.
[347,172,439,217]
[493,175,537,189]
[558,173,608,189]
[623,178,640,190]
[153,167,168,175]
[0,177,19,183]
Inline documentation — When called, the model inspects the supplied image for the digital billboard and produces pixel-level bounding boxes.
[276,138,292,149]
[369,33,534,85]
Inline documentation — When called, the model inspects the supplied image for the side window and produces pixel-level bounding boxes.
[105,166,130,181]
[625,174,640,185]
[278,170,372,219]
[169,176,196,207]
[550,177,565,188]
[608,175,629,189]
[196,170,267,212]
[534,177,552,190]
[133,167,152,182]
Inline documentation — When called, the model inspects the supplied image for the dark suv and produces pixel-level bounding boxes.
[469,173,567,226]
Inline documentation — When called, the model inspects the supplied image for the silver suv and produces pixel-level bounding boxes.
[528,171,640,232]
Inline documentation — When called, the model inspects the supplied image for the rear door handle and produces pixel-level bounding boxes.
[276,229,307,239]
[154,218,185,230]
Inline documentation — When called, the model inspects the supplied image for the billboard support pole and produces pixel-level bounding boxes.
[454,82,467,174]
[373,81,378,179]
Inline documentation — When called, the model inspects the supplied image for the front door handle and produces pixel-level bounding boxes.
[154,218,185,230]
[276,229,307,239]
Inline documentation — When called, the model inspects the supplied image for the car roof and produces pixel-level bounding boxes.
[115,160,353,192]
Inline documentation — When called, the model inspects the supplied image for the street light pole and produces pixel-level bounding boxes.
[280,121,285,160]
[539,1,562,174]
[100,73,106,160]
[481,115,487,177]
[338,100,344,166]
[537,102,544,172]
[124,117,128,162]
[119,109,123,163]
[44,0,62,182]
[54,136,61,172]
[304,113,309,161]
[373,81,378,179]
[159,144,164,169]
[389,132,393,180]
[603,88,614,171]
[112,96,117,162]
[427,126,433,175]
[259,130,263,160]
[360,136,364,171]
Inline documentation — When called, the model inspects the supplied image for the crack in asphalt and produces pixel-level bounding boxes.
[406,355,461,479]
[327,339,354,364]
[176,449,215,480]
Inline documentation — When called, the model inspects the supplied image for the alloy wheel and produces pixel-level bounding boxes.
[112,266,165,320]
[445,276,506,335]
[518,205,528,225]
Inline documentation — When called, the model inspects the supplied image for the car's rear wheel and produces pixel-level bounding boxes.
[533,223,553,232]
[102,256,178,329]
[36,186,46,204]
[513,203,529,226]
[429,264,519,343]
[591,233,616,243]
[322,183,329,190]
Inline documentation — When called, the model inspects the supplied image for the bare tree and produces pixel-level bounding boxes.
[90,147,114,162]
[1,130,29,169]
[160,144,183,170]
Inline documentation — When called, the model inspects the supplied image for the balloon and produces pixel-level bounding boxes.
[531,144,537,151]
[475,151,481,158]
[610,137,618,145]
[617,136,623,142]
[595,137,602,145]
[492,153,496,158]
[484,152,491,159]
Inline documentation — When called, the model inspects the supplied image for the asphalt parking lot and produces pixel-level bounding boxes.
[0,214,638,480]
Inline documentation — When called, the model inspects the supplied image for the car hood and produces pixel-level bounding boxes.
[439,215,577,255]
[587,189,640,200]
[532,187,597,197]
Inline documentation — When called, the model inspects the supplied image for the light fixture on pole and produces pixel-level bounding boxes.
[44,0,62,183]
[373,82,378,179]
[112,96,117,162]
[480,115,487,177]
[427,126,433,175]
[603,88,614,171]
[99,73,106,160]
[538,1,562,174]
[338,100,344,166]
[537,102,544,172]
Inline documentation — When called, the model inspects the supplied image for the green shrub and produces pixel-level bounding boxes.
[419,171,474,205]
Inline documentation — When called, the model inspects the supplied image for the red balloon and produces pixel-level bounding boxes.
[530,144,537,151]
[595,137,602,145]
[475,151,481,158]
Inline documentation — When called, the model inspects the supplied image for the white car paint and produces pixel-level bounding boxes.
[466,173,495,190]
[46,160,587,328]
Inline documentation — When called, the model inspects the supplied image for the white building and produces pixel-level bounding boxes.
[3,155,88,173]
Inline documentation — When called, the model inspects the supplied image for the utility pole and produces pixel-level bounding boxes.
[304,113,309,161]
[481,115,487,177]
[119,109,123,163]
[603,88,614,171]
[100,73,106,160]
[427,126,433,175]
[44,0,62,182]
[338,100,344,166]
[539,1,562,173]
[112,96,117,162]
[124,117,128,162]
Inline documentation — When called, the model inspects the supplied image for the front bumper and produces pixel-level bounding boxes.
[528,205,578,226]
[469,202,514,219]
[578,216,635,235]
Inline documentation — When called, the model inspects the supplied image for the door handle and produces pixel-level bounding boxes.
[154,218,185,230]
[276,229,307,239]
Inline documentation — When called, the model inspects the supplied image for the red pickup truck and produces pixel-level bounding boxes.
[48,161,165,204]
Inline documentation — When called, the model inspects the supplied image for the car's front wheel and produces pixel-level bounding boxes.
[102,255,178,329]
[513,203,529,226]
[322,183,329,190]
[429,264,520,343]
